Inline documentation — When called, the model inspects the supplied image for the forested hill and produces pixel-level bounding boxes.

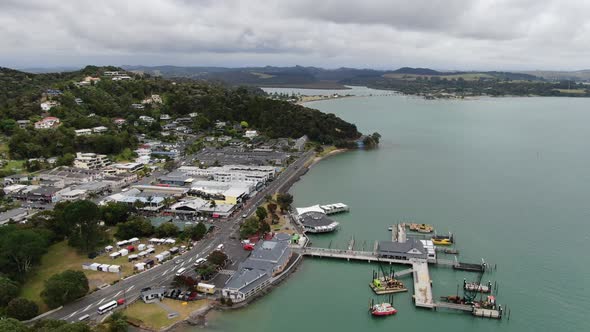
[0,66,360,160]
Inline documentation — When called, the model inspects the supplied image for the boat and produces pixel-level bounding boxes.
[463,279,492,293]
[369,297,397,316]
[431,232,453,245]
[407,223,434,233]
[388,226,393,231]
[432,238,452,245]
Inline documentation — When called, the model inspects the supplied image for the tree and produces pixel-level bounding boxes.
[183,222,207,241]
[104,311,128,332]
[155,222,179,238]
[259,220,271,234]
[163,160,176,172]
[267,203,278,215]
[276,193,294,212]
[255,206,268,221]
[41,270,89,309]
[240,121,249,128]
[6,297,39,320]
[115,216,154,240]
[100,202,131,226]
[207,250,228,267]
[0,318,28,332]
[0,228,50,277]
[196,263,217,280]
[0,276,19,306]
[63,200,106,253]
[239,217,260,239]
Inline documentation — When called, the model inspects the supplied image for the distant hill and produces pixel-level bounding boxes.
[123,65,545,88]
[519,70,590,82]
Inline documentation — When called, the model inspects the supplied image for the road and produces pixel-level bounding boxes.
[44,150,314,323]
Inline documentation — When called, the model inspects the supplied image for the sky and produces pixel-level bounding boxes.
[1,0,589,71]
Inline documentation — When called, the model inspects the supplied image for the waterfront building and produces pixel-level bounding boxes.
[222,234,292,303]
[297,211,339,233]
[376,239,427,260]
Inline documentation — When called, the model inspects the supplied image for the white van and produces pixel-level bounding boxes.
[78,314,90,321]
[175,267,187,276]
[216,244,224,251]
[193,258,207,267]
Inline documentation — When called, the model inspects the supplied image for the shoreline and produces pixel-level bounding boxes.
[161,149,348,331]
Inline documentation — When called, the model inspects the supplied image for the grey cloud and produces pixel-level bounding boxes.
[1,0,589,70]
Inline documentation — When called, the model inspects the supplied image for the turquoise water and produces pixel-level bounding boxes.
[196,94,590,332]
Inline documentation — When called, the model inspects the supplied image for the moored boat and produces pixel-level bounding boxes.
[369,296,397,316]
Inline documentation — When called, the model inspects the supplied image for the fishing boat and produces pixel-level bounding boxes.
[369,297,397,316]
[387,226,393,231]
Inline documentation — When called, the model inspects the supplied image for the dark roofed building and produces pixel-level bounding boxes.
[298,211,339,233]
[222,233,292,303]
[377,239,427,260]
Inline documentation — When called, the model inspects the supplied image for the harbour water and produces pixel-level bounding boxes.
[194,91,589,332]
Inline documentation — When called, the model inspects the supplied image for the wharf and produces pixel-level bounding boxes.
[411,259,435,308]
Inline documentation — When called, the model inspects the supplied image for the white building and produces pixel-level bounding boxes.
[75,129,92,136]
[73,152,111,170]
[92,126,108,133]
[40,101,60,111]
[178,165,274,185]
[139,116,155,124]
[160,114,171,120]
[244,130,259,139]
[106,162,144,174]
[189,112,199,118]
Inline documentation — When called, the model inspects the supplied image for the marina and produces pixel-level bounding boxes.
[297,225,502,319]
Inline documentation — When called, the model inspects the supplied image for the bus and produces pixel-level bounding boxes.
[97,300,118,315]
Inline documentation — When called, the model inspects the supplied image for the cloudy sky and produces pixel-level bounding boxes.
[1,0,589,70]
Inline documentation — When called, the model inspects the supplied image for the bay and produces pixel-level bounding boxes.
[193,91,589,332]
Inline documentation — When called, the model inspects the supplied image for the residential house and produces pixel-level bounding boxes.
[16,120,30,128]
[40,101,60,111]
[92,126,108,134]
[34,117,61,129]
[75,129,92,136]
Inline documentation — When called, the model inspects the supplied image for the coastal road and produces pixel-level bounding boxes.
[43,150,314,323]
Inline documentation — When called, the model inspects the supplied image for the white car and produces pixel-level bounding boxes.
[216,244,224,251]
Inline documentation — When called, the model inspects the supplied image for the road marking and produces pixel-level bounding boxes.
[127,285,135,292]
[83,304,93,312]
[188,257,193,263]
[97,297,106,305]
[66,310,79,319]
[162,271,167,276]
[113,290,122,298]
[180,261,185,267]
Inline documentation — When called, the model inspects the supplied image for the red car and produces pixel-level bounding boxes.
[243,243,255,251]
[116,298,126,305]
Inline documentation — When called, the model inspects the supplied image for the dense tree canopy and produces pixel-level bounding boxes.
[62,200,107,253]
[0,276,20,307]
[6,297,39,320]
[0,226,51,279]
[41,270,89,309]
[0,66,360,164]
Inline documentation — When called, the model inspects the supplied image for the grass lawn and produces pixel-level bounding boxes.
[554,88,587,94]
[125,299,210,330]
[1,159,25,174]
[21,238,181,312]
